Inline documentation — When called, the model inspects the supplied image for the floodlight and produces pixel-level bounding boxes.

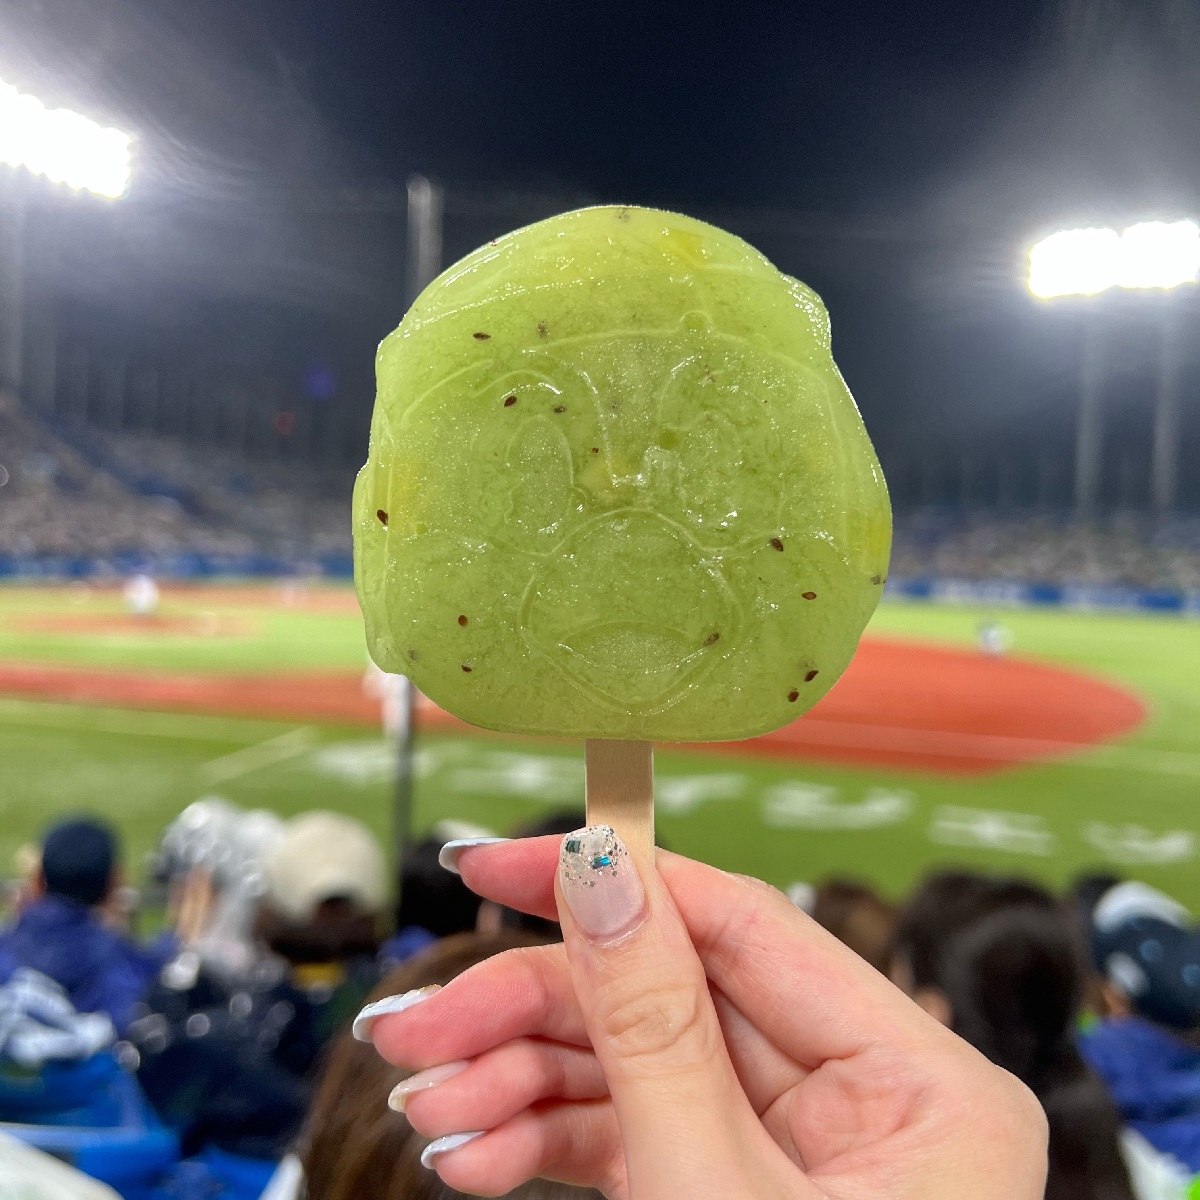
[1028,220,1200,299]
[1116,221,1200,291]
[0,78,131,198]
[1028,228,1120,298]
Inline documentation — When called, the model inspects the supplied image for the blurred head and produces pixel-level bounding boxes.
[395,836,483,938]
[887,869,993,1002]
[1064,872,1125,1019]
[893,873,1134,1200]
[259,812,388,963]
[810,877,897,974]
[1089,882,1200,1031]
[40,817,118,907]
[1068,872,1124,926]
[302,932,601,1200]
[492,811,586,940]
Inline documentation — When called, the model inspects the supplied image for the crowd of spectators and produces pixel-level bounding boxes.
[7,392,1200,590]
[0,394,352,563]
[0,393,256,560]
[798,870,1200,1199]
[891,509,1200,592]
[1,802,1200,1198]
[86,429,354,561]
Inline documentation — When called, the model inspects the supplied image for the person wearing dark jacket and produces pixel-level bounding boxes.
[1081,881,1200,1172]
[0,817,168,1033]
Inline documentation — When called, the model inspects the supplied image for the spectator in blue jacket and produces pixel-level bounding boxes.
[0,817,167,1032]
[1081,881,1200,1172]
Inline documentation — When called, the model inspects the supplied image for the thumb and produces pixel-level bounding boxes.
[554,826,782,1199]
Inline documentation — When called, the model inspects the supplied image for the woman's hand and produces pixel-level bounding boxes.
[365,831,1047,1199]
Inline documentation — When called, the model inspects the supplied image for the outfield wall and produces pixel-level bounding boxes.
[2,554,1198,615]
[887,578,1200,615]
[0,552,354,581]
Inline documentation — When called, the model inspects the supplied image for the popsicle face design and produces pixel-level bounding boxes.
[354,206,891,742]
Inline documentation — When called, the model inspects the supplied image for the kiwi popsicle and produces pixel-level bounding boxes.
[354,206,891,847]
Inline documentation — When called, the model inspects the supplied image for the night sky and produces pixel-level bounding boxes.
[1,0,1198,503]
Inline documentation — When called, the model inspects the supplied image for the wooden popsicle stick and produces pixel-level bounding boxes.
[584,739,655,858]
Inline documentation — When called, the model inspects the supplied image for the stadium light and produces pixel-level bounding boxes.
[0,77,132,199]
[1028,218,1199,516]
[1028,220,1200,298]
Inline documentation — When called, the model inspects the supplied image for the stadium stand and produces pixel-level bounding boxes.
[78,429,353,561]
[0,394,351,566]
[0,393,255,560]
[7,393,1200,590]
[888,510,1200,593]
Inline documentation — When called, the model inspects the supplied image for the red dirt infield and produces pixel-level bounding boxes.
[0,635,1145,777]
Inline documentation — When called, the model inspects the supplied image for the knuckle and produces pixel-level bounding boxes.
[594,969,716,1069]
[954,1060,1048,1156]
[999,1070,1049,1145]
[535,1041,569,1098]
[728,871,787,904]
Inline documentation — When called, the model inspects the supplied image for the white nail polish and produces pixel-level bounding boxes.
[352,986,439,1042]
[438,837,510,875]
[387,1060,469,1112]
[420,1131,485,1169]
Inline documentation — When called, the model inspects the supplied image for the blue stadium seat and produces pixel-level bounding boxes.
[0,1052,180,1199]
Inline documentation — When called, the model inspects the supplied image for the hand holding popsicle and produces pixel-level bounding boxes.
[364,837,1049,1198]
[348,207,1039,1195]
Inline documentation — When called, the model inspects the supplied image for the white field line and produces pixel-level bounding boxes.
[790,720,1200,776]
[201,727,317,784]
[0,696,288,743]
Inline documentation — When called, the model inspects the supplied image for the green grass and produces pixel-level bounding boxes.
[0,585,366,674]
[2,585,1200,910]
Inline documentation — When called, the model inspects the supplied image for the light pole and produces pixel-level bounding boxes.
[1151,312,1183,513]
[392,175,444,898]
[0,173,26,395]
[1027,220,1199,516]
[0,76,132,403]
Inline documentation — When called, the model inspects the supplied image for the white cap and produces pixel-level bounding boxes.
[263,812,388,924]
[1092,881,1190,934]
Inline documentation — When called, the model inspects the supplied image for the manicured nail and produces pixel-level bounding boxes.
[438,837,511,875]
[559,826,646,941]
[388,1060,469,1112]
[420,1131,485,1169]
[352,986,439,1042]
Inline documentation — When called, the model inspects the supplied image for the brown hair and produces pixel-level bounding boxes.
[811,877,897,974]
[302,932,601,1200]
[256,896,382,964]
[892,874,1135,1200]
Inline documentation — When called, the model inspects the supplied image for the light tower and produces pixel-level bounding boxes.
[1027,220,1199,513]
[0,76,132,398]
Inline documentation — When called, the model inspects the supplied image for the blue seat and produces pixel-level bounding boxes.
[156,1147,279,1199]
[0,1053,179,1199]
[0,1051,117,1116]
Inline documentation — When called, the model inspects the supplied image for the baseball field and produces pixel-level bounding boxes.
[0,582,1197,907]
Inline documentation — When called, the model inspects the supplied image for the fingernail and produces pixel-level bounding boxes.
[352,986,439,1042]
[420,1131,485,1169]
[559,826,646,941]
[388,1061,469,1112]
[438,837,511,875]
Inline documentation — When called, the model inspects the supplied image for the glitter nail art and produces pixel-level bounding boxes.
[558,825,645,939]
[560,825,626,887]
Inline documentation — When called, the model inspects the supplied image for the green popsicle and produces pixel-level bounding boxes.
[354,205,891,743]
